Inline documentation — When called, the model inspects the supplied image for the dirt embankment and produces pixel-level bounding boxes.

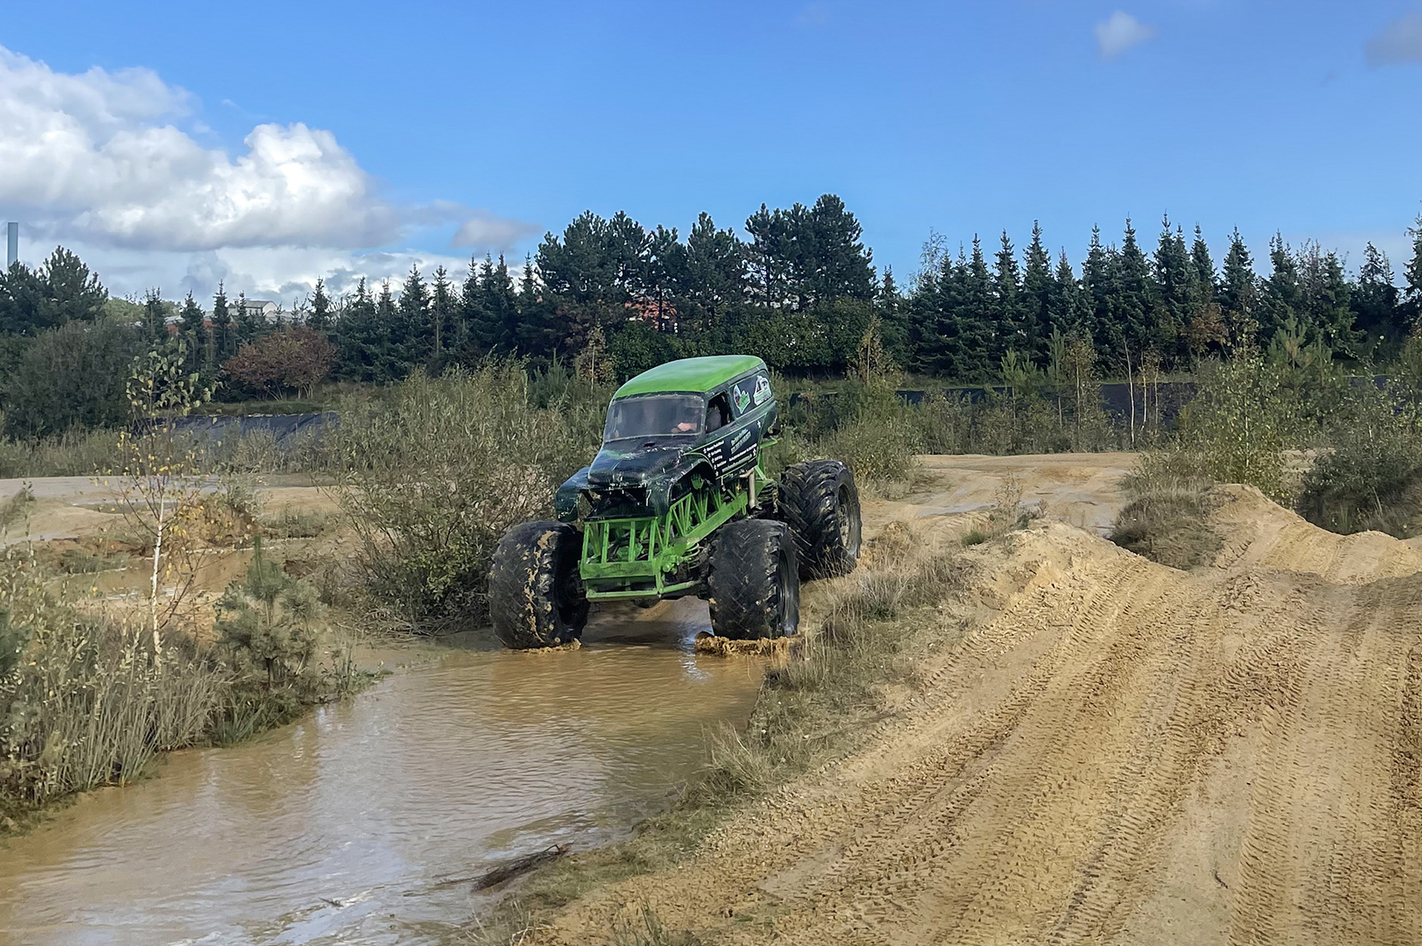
[529,459,1422,945]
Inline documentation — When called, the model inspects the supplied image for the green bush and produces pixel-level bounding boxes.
[1177,352,1296,502]
[3,319,144,438]
[1297,388,1422,537]
[332,364,604,632]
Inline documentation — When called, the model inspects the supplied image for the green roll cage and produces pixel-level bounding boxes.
[578,458,774,600]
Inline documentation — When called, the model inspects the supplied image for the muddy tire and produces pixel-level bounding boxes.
[489,521,589,649]
[779,460,862,579]
[707,519,800,639]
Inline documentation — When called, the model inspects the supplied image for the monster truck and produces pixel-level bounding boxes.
[489,355,862,649]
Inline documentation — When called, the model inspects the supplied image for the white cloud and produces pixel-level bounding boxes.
[0,44,534,256]
[34,239,497,306]
[794,2,832,28]
[1367,12,1422,67]
[451,209,542,250]
[1094,11,1157,60]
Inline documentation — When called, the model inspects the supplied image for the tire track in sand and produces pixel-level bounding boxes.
[533,508,1422,946]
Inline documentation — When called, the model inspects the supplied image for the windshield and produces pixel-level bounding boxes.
[603,394,705,441]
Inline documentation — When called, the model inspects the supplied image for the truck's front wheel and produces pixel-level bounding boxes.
[489,521,589,649]
[708,519,800,639]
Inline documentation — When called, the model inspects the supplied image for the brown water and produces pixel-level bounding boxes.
[0,600,763,946]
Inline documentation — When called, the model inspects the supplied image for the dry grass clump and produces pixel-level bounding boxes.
[607,904,701,946]
[1111,450,1223,569]
[689,541,963,805]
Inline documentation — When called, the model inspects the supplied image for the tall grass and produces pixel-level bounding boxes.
[0,542,370,820]
[0,550,226,808]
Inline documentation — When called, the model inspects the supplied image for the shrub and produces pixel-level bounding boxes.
[332,364,603,632]
[223,327,337,398]
[1177,352,1296,502]
[1297,388,1422,536]
[2,319,144,438]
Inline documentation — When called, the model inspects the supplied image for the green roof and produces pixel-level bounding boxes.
[612,355,765,399]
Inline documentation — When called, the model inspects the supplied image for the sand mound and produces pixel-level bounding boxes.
[534,515,1422,945]
[1208,483,1422,583]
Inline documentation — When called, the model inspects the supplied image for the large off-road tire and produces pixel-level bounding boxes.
[707,519,800,639]
[489,521,589,649]
[779,459,862,579]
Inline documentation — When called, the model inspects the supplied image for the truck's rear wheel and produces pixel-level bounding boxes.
[489,521,589,649]
[708,519,800,639]
[780,460,862,579]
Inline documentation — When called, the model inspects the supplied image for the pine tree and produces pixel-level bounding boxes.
[1297,242,1354,354]
[1081,226,1113,352]
[1406,210,1422,333]
[804,194,876,305]
[308,278,333,332]
[876,266,910,364]
[0,261,48,336]
[958,237,995,380]
[1051,250,1082,337]
[234,292,256,347]
[1112,218,1152,363]
[1261,233,1301,344]
[1151,217,1193,363]
[486,255,519,352]
[459,256,489,357]
[396,265,429,363]
[377,280,396,323]
[178,290,205,373]
[1354,242,1402,348]
[1219,228,1258,345]
[992,230,1023,363]
[430,265,454,364]
[334,277,393,382]
[680,212,745,330]
[744,203,788,309]
[516,254,550,354]
[212,283,233,362]
[39,247,108,326]
[1190,225,1216,306]
[1021,222,1054,364]
[143,288,167,342]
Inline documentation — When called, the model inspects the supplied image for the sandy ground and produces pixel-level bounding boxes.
[0,475,340,547]
[11,456,1422,943]
[521,456,1422,946]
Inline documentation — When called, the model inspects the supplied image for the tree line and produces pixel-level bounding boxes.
[1,194,1420,436]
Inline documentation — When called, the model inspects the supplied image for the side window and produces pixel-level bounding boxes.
[706,394,731,432]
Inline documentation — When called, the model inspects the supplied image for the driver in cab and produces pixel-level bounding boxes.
[674,400,728,434]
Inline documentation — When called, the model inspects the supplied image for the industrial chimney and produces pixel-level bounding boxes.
[4,223,16,269]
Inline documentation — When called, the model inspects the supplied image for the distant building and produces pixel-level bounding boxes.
[241,299,281,321]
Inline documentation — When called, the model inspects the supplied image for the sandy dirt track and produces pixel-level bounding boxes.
[529,461,1422,945]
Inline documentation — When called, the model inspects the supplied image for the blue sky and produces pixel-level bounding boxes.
[1,1,1419,301]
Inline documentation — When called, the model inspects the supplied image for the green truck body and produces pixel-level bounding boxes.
[555,356,778,600]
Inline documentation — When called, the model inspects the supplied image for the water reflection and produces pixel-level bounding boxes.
[0,599,761,945]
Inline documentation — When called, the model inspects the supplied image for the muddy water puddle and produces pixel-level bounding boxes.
[0,600,763,945]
